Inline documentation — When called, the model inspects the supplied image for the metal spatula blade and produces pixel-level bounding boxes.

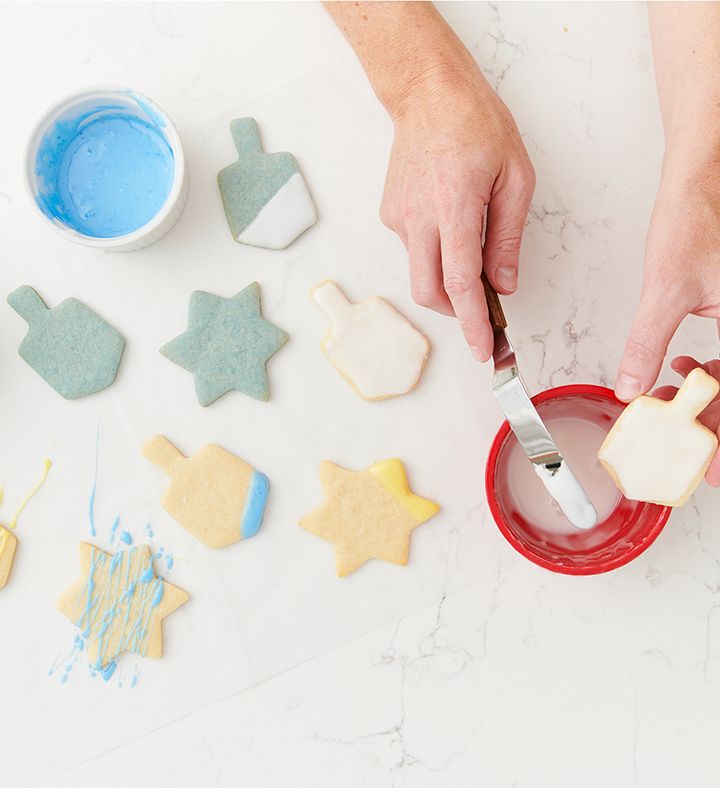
[483,275,597,530]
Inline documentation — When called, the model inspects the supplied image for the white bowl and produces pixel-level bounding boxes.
[25,86,188,252]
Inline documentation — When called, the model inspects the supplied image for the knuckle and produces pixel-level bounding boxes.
[410,283,440,308]
[493,233,523,257]
[625,334,659,364]
[379,202,399,231]
[443,270,477,298]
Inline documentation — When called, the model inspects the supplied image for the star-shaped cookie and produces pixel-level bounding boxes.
[58,543,189,670]
[299,459,440,576]
[161,282,288,406]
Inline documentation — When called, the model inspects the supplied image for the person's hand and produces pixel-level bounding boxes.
[653,356,720,486]
[379,69,535,360]
[615,155,720,401]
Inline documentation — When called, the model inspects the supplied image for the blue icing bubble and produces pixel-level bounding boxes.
[241,471,269,539]
[35,105,174,238]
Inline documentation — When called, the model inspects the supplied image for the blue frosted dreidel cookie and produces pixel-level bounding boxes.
[160,282,288,406]
[299,458,440,577]
[58,543,189,674]
[0,526,18,590]
[142,435,269,548]
[217,117,316,250]
[7,286,125,399]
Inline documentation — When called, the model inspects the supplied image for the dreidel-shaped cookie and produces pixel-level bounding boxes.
[142,436,269,548]
[598,367,719,506]
[217,117,316,250]
[311,280,430,401]
[7,286,125,399]
[0,526,18,590]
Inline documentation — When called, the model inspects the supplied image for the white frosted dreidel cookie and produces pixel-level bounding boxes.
[598,368,719,506]
[311,280,430,401]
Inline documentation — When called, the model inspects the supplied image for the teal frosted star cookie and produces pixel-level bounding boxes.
[160,282,288,406]
[7,285,125,399]
[217,117,317,250]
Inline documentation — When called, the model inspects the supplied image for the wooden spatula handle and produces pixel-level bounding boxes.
[481,272,507,332]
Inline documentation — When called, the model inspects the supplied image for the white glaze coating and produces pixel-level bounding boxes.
[312,281,429,400]
[534,460,598,530]
[237,172,316,250]
[598,368,719,506]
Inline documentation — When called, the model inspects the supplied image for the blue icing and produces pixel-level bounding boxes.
[120,531,132,545]
[241,471,269,539]
[35,105,174,238]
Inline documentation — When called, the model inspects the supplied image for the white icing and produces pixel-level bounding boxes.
[598,368,719,506]
[312,281,429,400]
[533,461,598,530]
[237,172,316,250]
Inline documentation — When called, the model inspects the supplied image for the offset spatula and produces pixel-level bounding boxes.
[482,275,597,530]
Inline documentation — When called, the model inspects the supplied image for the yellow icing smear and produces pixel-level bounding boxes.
[8,459,52,530]
[368,459,440,523]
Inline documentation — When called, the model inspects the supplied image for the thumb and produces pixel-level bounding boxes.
[483,168,534,295]
[615,291,685,401]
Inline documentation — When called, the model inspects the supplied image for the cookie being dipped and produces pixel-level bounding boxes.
[598,368,718,506]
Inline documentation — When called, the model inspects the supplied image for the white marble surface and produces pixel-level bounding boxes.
[1,2,719,787]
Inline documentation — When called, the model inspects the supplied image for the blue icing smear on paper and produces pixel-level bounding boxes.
[241,471,269,539]
[35,104,174,238]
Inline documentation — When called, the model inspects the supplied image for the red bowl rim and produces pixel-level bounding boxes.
[485,383,673,575]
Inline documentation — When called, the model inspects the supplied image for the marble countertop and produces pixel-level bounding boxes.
[1,3,718,787]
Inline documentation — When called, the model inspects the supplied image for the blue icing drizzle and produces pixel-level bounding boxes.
[35,104,174,238]
[73,546,165,671]
[120,531,132,545]
[241,471,269,539]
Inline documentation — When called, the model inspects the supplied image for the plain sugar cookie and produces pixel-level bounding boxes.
[311,281,430,401]
[217,117,316,250]
[598,368,719,506]
[299,458,440,576]
[142,435,269,548]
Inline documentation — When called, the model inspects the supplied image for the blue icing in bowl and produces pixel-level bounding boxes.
[35,104,175,238]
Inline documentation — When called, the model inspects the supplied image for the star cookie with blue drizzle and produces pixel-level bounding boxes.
[142,435,269,548]
[160,282,289,406]
[58,543,189,673]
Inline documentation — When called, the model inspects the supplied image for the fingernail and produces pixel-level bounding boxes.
[496,266,517,292]
[615,373,642,401]
[471,345,485,361]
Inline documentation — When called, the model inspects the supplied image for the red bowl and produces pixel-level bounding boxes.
[485,384,672,575]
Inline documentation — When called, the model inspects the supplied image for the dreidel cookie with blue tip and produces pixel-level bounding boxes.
[217,117,317,250]
[142,435,269,548]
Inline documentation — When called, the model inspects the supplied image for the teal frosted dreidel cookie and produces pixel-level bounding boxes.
[160,282,289,406]
[217,117,317,250]
[7,286,125,399]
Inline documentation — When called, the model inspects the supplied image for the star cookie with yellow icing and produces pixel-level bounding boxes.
[299,459,440,576]
[58,543,189,671]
